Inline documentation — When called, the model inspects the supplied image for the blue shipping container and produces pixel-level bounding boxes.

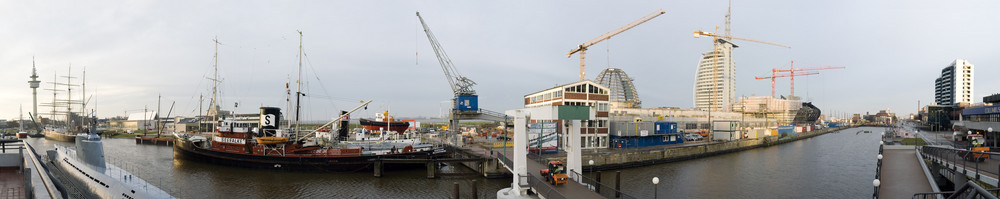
[610,135,684,148]
[778,126,795,136]
[653,122,678,135]
[455,95,478,111]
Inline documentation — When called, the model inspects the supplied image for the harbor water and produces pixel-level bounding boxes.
[24,138,509,198]
[594,127,883,198]
[25,127,880,198]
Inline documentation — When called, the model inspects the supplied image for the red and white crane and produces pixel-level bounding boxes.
[757,60,845,97]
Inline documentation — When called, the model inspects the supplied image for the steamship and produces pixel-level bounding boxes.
[359,110,410,133]
[172,106,450,171]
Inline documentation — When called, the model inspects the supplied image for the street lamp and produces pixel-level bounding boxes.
[990,127,994,147]
[652,177,660,199]
[589,160,594,177]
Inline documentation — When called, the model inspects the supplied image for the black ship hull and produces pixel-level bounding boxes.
[173,139,450,172]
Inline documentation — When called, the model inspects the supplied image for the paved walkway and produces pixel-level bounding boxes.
[880,148,933,199]
[472,146,604,199]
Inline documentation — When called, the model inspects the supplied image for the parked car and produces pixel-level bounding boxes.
[685,134,704,141]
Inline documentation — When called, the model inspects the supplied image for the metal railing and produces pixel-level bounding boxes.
[568,170,637,199]
[875,144,883,198]
[920,146,1000,182]
[912,180,1000,199]
[497,152,513,171]
[525,172,568,199]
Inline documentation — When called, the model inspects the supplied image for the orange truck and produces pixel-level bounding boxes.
[540,161,568,185]
[958,134,991,161]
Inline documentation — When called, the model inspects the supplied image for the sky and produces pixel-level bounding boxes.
[1,0,997,121]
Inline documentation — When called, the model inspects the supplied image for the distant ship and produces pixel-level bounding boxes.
[359,110,410,133]
[173,107,448,171]
[43,128,77,142]
[173,33,446,171]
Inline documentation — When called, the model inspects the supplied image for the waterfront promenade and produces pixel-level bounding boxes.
[878,146,934,199]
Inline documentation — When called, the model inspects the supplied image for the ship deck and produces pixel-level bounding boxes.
[0,167,25,199]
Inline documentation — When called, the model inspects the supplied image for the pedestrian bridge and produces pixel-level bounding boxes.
[895,145,1000,198]
[495,150,636,199]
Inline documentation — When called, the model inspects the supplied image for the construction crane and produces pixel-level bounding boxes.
[755,70,819,98]
[417,12,477,97]
[774,60,845,97]
[417,12,482,140]
[568,9,666,81]
[692,30,791,49]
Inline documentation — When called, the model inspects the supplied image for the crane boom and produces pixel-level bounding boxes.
[755,71,818,98]
[568,9,666,81]
[417,12,476,96]
[693,30,791,49]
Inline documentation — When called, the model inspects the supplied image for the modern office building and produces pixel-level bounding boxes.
[935,59,974,106]
[694,39,738,111]
[523,80,610,149]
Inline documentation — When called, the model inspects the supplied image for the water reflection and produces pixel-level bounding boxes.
[25,137,509,198]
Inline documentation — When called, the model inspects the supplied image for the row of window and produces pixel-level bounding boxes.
[968,114,1000,122]
[565,84,608,95]
[528,90,563,104]
[563,102,610,112]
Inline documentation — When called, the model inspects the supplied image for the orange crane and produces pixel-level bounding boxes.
[775,60,845,97]
[755,70,819,98]
[568,9,666,81]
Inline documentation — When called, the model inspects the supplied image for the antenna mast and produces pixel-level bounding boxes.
[295,31,303,139]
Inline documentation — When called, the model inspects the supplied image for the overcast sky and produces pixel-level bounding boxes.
[1,0,997,121]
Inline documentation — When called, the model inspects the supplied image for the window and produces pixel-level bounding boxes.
[686,123,697,129]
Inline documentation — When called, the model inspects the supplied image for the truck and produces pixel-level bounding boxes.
[540,161,568,185]
[958,134,990,162]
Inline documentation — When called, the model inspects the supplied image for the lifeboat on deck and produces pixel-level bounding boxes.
[256,136,289,145]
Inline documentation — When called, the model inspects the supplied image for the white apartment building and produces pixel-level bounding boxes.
[935,59,974,106]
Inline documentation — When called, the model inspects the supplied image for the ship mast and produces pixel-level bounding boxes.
[295,31,303,139]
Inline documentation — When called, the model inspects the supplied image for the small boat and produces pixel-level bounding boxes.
[360,110,410,133]
[256,136,288,145]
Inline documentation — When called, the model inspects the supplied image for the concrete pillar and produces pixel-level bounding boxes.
[427,161,436,179]
[374,160,382,177]
[566,120,583,182]
[510,110,529,196]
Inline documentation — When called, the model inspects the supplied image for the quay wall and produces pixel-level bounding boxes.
[544,126,848,171]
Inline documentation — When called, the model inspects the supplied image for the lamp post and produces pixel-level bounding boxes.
[652,177,660,199]
[990,127,995,148]
[589,160,594,177]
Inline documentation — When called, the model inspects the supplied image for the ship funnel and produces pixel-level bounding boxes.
[259,107,282,137]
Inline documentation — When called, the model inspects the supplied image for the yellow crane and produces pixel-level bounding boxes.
[692,30,791,48]
[567,9,666,81]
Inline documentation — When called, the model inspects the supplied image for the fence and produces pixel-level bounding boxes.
[920,146,1000,183]
[911,180,999,199]
[568,170,637,199]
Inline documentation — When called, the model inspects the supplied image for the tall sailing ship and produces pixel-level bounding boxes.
[173,32,449,171]
[42,67,89,142]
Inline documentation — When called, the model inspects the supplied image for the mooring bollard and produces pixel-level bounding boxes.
[616,171,621,198]
[453,182,460,199]
[472,180,478,199]
[596,170,602,193]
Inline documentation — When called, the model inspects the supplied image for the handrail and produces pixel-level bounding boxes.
[525,172,568,199]
[912,180,999,199]
[23,143,63,199]
[568,170,637,199]
[919,145,1000,183]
